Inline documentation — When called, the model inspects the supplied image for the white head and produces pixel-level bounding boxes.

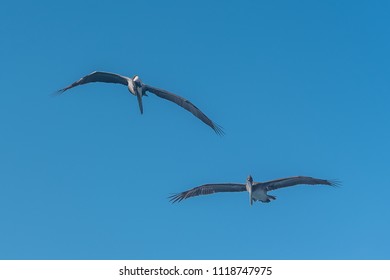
[132,75,142,87]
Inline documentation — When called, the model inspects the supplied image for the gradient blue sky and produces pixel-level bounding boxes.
[1,0,389,259]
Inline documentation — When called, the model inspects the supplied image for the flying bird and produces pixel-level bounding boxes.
[169,175,339,205]
[57,71,223,135]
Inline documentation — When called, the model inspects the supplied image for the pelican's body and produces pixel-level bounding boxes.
[57,71,223,134]
[169,175,339,206]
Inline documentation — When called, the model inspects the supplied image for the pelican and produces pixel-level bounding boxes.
[169,175,339,205]
[57,71,223,135]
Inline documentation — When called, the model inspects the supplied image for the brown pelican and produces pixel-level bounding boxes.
[169,175,339,205]
[57,71,223,135]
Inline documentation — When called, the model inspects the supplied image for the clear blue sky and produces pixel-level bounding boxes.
[1,0,389,260]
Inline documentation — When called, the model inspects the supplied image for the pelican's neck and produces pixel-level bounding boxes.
[246,176,254,206]
[246,180,253,206]
[246,180,252,193]
[246,176,253,192]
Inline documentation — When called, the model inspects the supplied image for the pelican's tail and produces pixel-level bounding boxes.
[136,92,143,114]
[268,195,276,201]
[261,195,276,203]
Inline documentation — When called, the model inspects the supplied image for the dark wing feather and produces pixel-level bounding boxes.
[57,71,129,93]
[143,85,224,135]
[169,183,245,203]
[254,176,340,192]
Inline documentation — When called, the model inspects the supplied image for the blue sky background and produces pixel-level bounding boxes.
[1,0,389,259]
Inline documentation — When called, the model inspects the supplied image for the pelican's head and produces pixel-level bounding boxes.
[246,175,253,184]
[133,75,142,86]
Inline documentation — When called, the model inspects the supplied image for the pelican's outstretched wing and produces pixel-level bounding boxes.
[255,176,340,192]
[143,85,224,135]
[57,71,130,93]
[169,183,246,203]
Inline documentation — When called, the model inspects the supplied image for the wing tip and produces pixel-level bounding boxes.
[328,179,342,188]
[212,122,225,136]
[168,193,184,204]
[51,89,66,97]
